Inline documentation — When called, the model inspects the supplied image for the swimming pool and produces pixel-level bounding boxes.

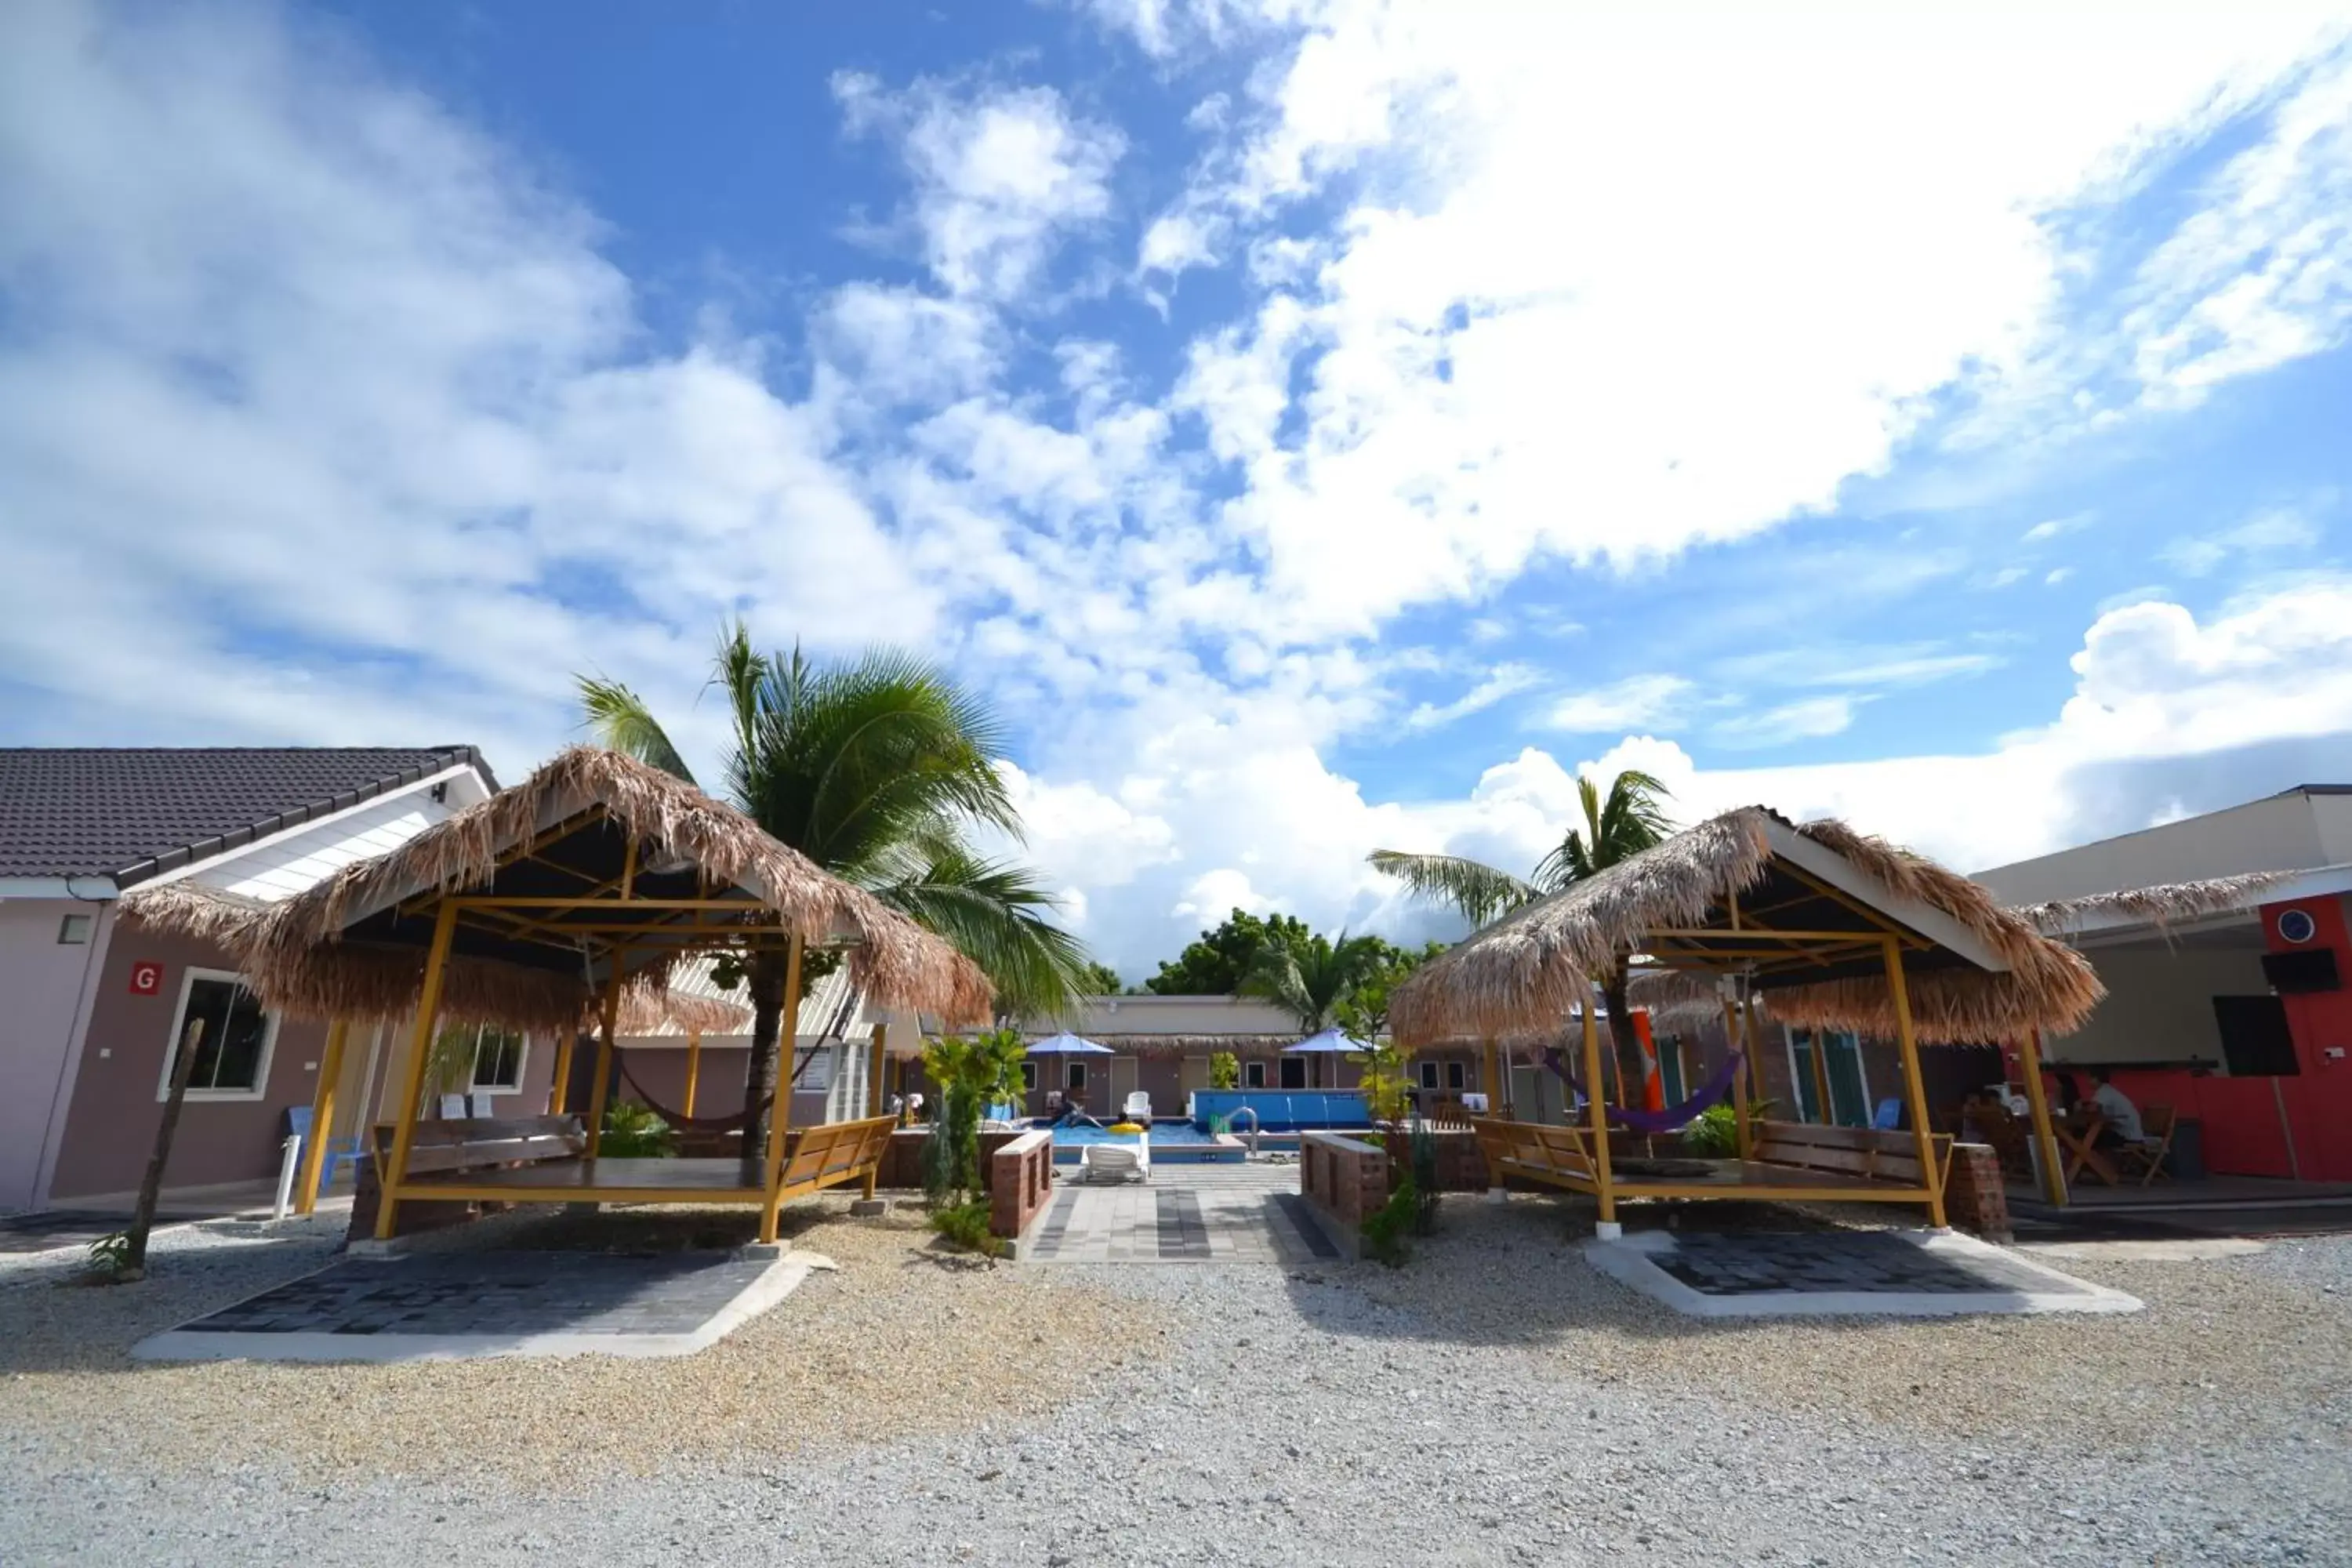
[1032,1120,1245,1163]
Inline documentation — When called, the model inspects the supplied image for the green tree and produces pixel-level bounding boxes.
[1240,928,1385,1032]
[1142,909,1312,995]
[1369,769,1674,1087]
[1076,960,1124,996]
[1333,938,1449,1040]
[579,622,1094,1148]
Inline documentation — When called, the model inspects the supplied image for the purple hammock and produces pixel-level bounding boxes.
[1538,1047,1745,1135]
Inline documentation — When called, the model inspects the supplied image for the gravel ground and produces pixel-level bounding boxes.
[2,1194,2347,1566]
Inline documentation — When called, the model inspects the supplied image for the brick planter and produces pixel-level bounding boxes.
[989,1131,1054,1245]
[1944,1142,2013,1242]
[1301,1131,1389,1260]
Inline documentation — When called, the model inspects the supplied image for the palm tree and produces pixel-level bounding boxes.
[1240,929,1384,1033]
[1369,769,1674,1088]
[579,622,1092,1145]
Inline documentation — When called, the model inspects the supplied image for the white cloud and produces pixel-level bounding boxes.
[1139,2,2352,638]
[1544,674,1694,733]
[2047,567,2078,586]
[1716,644,2002,689]
[2161,504,2327,575]
[833,73,1125,301]
[1402,662,1539,731]
[2024,511,2095,543]
[1709,694,1864,750]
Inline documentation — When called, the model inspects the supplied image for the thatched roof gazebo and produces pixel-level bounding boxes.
[232,746,992,1242]
[1391,808,2104,1231]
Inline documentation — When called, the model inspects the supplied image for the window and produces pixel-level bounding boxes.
[1279,1055,1306,1089]
[469,1026,527,1093]
[57,913,93,945]
[1243,1059,1267,1088]
[1066,1060,1087,1091]
[1418,1061,1441,1090]
[1446,1061,1467,1091]
[1020,1061,1037,1091]
[159,971,275,1099]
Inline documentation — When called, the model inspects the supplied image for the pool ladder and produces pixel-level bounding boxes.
[1227,1105,1261,1157]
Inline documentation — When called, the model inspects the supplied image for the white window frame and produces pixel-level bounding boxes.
[1243,1059,1267,1088]
[155,967,279,1103]
[1020,1061,1037,1091]
[464,1024,530,1096]
[1418,1061,1441,1091]
[1066,1060,1087,1092]
[1445,1060,1467,1091]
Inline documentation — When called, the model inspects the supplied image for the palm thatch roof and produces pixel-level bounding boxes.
[236,746,993,1033]
[1392,808,2103,1047]
[615,985,752,1036]
[2011,871,2290,936]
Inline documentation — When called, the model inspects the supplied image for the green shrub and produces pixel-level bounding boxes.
[599,1102,677,1158]
[85,1230,134,1282]
[1359,1173,1419,1267]
[1682,1103,1738,1157]
[1207,1051,1240,1090]
[928,1199,1004,1257]
[1408,1118,1440,1235]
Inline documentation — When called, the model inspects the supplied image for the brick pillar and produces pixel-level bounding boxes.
[1944,1142,2012,1242]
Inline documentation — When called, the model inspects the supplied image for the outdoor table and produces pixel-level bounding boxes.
[2055,1109,2120,1186]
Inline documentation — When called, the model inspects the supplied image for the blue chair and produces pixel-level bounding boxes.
[1871,1097,1903,1131]
[285,1106,367,1193]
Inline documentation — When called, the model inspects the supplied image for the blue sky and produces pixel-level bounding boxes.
[5,0,2352,978]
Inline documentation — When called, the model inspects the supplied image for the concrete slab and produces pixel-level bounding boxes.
[132,1250,820,1362]
[1586,1229,2143,1318]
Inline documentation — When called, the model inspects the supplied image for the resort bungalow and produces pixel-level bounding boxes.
[0,746,542,1211]
[1975,785,2352,1185]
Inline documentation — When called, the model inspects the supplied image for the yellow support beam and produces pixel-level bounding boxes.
[1882,935,1948,1228]
[866,1020,887,1120]
[684,1029,703,1120]
[2018,1027,2069,1207]
[295,1018,350,1216]
[1722,996,1753,1162]
[758,933,808,1244]
[1581,997,1617,1232]
[549,1029,576,1116]
[584,957,624,1159]
[375,900,459,1241]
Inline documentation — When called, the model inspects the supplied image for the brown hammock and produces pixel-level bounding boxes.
[609,1042,830,1133]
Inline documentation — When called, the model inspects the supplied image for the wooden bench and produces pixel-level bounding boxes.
[1751,1120,1953,1190]
[772,1114,898,1203]
[352,1115,587,1239]
[1469,1116,1597,1190]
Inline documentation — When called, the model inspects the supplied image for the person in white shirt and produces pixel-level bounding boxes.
[2089,1069,2144,1145]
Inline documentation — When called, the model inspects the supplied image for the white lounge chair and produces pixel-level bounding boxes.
[1080,1138,1149,1184]
[1121,1090,1153,1123]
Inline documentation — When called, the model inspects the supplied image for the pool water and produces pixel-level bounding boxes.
[1031,1120,1243,1163]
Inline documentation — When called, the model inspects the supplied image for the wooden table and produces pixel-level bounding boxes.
[2055,1110,2120,1187]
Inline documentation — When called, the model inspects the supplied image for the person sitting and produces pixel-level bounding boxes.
[2088,1068,2143,1145]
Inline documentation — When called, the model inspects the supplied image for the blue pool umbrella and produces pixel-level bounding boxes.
[1283,1027,1370,1090]
[1026,1031,1114,1055]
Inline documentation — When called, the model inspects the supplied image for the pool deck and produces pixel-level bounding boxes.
[1021,1163,1338,1264]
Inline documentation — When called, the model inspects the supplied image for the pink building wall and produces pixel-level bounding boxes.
[0,898,118,1210]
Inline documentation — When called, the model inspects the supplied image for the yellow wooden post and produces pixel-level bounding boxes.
[866,1019,887,1120]
[2017,1027,2068,1207]
[757,932,808,1243]
[684,1029,703,1120]
[548,1031,575,1115]
[1805,1027,1835,1126]
[295,1018,350,1216]
[375,900,459,1241]
[1722,997,1753,1162]
[1581,994,1617,1233]
[583,956,624,1159]
[1882,936,1947,1228]
[1480,1036,1499,1109]
[1742,995,1769,1113]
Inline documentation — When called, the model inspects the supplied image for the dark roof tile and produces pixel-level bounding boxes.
[0,746,495,885]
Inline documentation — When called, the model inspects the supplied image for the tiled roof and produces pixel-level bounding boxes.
[0,746,495,885]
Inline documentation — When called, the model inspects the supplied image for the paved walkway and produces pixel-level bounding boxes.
[1024,1163,1338,1265]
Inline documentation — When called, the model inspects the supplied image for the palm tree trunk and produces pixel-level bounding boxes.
[1601,970,1647,1100]
[741,949,786,1160]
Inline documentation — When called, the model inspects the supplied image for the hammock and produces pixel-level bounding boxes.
[608,1039,832,1134]
[1539,1046,1745,1135]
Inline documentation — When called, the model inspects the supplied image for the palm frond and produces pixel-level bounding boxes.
[870,847,1093,1021]
[1367,850,1536,927]
[576,676,696,785]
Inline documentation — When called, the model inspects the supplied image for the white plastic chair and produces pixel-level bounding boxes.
[1122,1090,1153,1122]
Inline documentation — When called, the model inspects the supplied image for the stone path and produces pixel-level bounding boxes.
[1023,1164,1338,1265]
[132,1249,814,1359]
[1653,1229,2098,1297]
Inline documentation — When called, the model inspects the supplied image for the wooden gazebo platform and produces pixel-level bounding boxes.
[1396,808,2100,1232]
[211,747,991,1242]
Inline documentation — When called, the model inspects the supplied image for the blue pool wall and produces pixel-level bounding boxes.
[1189,1090,1374,1134]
